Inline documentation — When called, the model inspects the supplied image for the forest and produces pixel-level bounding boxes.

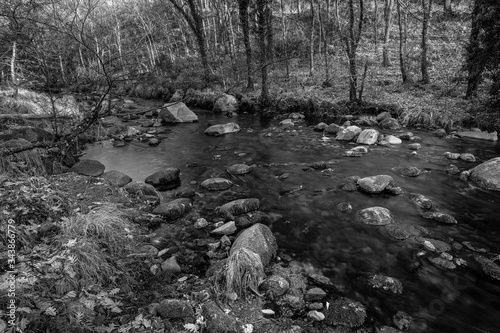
[0,0,499,129]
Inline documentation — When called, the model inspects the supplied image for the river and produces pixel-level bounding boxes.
[84,105,500,333]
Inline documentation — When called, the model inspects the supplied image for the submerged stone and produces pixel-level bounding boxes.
[422,212,457,224]
[357,207,394,225]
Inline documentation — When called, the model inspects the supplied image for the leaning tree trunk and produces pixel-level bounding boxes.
[420,0,433,84]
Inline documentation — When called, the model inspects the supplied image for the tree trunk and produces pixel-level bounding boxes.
[257,0,270,104]
[374,0,378,51]
[382,0,394,66]
[420,0,432,84]
[444,0,452,18]
[280,0,290,79]
[239,0,254,90]
[466,0,483,98]
[169,0,210,84]
[343,0,364,102]
[309,0,315,75]
[396,0,410,83]
[10,40,17,86]
[321,0,331,83]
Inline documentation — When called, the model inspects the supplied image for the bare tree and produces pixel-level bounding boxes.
[335,0,365,102]
[169,0,210,84]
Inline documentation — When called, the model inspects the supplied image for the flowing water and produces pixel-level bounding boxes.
[85,105,500,332]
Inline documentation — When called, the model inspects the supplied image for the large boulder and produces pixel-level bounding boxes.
[101,170,132,187]
[457,131,498,142]
[336,125,362,141]
[379,117,401,130]
[159,102,198,123]
[357,175,394,193]
[145,168,181,191]
[204,123,240,136]
[213,94,238,113]
[153,198,192,220]
[230,223,277,266]
[470,157,500,191]
[357,207,394,225]
[356,129,379,145]
[70,159,105,177]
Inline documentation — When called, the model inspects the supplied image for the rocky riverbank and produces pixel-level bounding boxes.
[2,93,500,332]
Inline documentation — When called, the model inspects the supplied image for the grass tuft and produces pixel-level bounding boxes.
[214,248,265,298]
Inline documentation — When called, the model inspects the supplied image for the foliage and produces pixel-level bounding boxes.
[0,175,160,333]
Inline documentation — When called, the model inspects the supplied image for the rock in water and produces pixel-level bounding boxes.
[422,212,457,224]
[356,129,379,145]
[217,198,260,219]
[145,168,181,191]
[357,175,394,193]
[227,164,253,175]
[204,123,240,136]
[213,93,238,113]
[407,143,421,150]
[457,131,498,142]
[399,166,423,177]
[70,159,105,177]
[200,178,233,191]
[336,125,362,141]
[159,102,198,123]
[385,135,402,144]
[357,207,394,225]
[325,297,367,328]
[470,157,500,191]
[153,198,192,220]
[368,275,403,294]
[408,193,433,209]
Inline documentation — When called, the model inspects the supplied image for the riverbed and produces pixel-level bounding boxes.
[85,106,500,333]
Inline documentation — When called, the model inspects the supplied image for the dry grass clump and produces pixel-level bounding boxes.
[62,204,135,255]
[0,149,47,177]
[58,204,138,284]
[213,248,265,298]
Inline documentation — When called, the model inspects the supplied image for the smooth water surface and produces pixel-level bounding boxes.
[85,107,500,332]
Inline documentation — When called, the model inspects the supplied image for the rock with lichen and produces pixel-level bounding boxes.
[325,297,367,328]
